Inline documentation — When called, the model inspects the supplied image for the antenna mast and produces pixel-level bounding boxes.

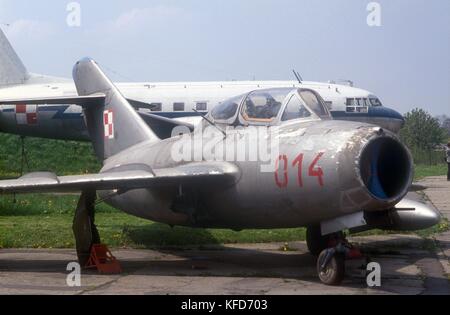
[292,70,303,84]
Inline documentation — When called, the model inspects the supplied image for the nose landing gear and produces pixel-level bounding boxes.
[315,233,363,286]
[317,244,347,285]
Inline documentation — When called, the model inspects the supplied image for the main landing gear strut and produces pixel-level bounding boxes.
[73,190,101,266]
[72,191,122,273]
[307,226,363,286]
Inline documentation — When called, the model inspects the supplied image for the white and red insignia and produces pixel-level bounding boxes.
[15,104,38,125]
[103,109,115,139]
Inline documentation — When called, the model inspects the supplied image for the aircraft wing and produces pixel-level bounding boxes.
[0,94,106,106]
[0,95,196,139]
[0,162,239,194]
[0,96,168,113]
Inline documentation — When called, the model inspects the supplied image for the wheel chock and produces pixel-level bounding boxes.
[84,244,122,274]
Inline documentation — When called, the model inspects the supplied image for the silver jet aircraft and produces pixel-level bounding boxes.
[0,58,440,285]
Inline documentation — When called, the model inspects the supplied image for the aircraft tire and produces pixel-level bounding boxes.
[306,225,329,256]
[317,250,345,286]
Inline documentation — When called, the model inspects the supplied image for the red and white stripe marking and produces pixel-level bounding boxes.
[103,110,115,139]
[15,104,38,125]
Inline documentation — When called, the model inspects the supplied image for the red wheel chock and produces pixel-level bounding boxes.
[346,247,363,259]
[85,244,122,274]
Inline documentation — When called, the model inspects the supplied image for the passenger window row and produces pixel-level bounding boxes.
[346,98,383,107]
[147,102,209,112]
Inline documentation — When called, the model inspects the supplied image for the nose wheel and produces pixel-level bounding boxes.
[317,248,345,285]
[316,234,363,286]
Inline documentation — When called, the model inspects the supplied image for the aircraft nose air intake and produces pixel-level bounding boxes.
[359,135,412,202]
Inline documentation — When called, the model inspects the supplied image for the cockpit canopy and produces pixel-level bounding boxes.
[210,88,331,126]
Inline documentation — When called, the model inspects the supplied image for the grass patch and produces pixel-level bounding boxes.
[414,163,447,180]
[0,134,448,249]
[415,218,449,238]
[0,134,309,248]
[350,218,449,239]
[0,194,306,249]
[1,193,447,249]
[0,134,100,179]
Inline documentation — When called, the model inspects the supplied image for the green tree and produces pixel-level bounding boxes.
[442,117,450,138]
[400,108,447,164]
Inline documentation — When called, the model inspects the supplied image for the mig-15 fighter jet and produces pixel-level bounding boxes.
[0,58,439,285]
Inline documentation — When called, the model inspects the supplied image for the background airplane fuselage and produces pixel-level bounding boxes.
[0,28,404,141]
[0,79,404,140]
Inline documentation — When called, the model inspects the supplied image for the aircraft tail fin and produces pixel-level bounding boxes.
[73,58,160,160]
[0,28,28,87]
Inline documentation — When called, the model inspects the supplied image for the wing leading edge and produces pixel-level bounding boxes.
[0,94,106,106]
[0,162,240,194]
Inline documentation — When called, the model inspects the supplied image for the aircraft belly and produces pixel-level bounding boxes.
[101,189,191,226]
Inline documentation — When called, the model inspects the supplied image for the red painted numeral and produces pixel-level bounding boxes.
[275,155,289,188]
[309,152,325,187]
[274,152,325,188]
[292,153,304,187]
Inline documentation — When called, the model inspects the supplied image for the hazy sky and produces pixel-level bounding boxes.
[0,0,448,115]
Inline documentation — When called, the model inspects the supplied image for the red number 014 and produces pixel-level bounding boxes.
[275,152,325,188]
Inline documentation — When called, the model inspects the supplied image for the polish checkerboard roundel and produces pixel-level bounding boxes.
[103,110,114,139]
[15,104,38,125]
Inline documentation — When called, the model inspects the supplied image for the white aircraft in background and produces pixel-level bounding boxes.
[0,28,404,141]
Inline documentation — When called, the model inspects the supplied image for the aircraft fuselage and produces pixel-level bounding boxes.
[99,119,412,229]
[0,80,404,141]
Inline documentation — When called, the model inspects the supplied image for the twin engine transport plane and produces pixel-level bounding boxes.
[0,58,439,285]
[0,29,404,141]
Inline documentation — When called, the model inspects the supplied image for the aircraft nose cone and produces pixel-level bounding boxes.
[368,106,405,132]
[369,106,404,122]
